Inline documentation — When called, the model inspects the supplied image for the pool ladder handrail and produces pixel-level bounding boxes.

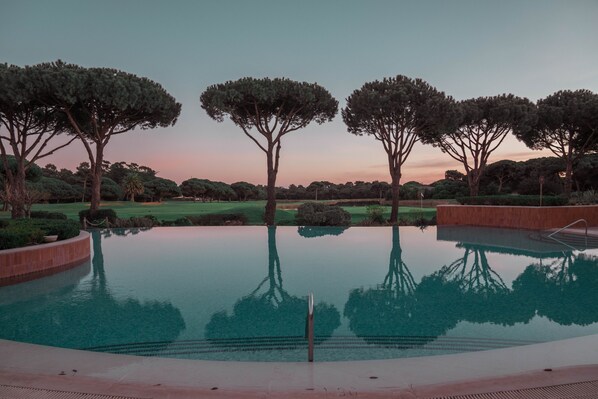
[306,292,314,362]
[547,219,588,252]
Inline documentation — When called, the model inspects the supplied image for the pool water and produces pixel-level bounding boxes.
[1,226,597,362]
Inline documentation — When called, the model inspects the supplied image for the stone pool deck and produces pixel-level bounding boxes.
[1,334,598,398]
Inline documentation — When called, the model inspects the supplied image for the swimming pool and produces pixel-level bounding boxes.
[1,226,597,362]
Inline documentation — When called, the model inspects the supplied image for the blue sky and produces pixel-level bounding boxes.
[1,0,597,185]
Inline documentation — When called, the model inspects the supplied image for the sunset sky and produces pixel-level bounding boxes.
[1,0,597,186]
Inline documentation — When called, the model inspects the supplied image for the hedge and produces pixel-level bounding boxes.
[30,211,67,220]
[456,195,568,206]
[0,218,80,250]
[186,213,248,226]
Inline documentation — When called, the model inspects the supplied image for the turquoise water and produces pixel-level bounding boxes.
[1,226,598,362]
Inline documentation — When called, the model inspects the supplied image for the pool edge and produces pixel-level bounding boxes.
[1,334,597,395]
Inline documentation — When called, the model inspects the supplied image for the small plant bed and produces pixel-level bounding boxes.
[0,218,81,250]
[456,195,568,206]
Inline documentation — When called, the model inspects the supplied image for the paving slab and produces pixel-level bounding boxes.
[1,335,598,397]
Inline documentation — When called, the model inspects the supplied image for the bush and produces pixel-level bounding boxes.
[0,220,8,228]
[456,195,568,206]
[365,205,386,224]
[0,219,79,250]
[174,217,193,226]
[30,211,67,220]
[79,208,118,224]
[27,219,81,240]
[570,190,598,205]
[144,215,159,224]
[296,202,351,226]
[186,213,248,226]
[112,217,158,228]
[0,225,45,250]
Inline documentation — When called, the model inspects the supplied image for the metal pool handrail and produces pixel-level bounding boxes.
[306,292,314,362]
[548,219,588,238]
[547,219,588,251]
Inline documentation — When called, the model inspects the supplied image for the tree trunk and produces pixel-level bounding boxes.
[82,179,87,203]
[265,151,277,226]
[564,160,573,197]
[8,160,28,219]
[468,169,480,197]
[389,172,401,224]
[89,144,104,214]
[10,171,26,219]
[264,144,280,226]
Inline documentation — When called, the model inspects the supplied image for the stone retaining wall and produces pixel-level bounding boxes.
[436,205,598,230]
[0,231,90,286]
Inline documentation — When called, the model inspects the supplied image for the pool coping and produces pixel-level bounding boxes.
[1,333,598,397]
[0,231,90,286]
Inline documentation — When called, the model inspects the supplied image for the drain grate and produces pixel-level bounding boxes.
[428,379,598,399]
[0,385,149,399]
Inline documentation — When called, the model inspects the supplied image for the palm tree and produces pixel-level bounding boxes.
[122,173,144,202]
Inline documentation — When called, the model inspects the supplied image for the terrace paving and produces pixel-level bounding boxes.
[1,334,598,398]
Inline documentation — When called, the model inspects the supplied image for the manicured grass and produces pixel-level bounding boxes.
[0,200,437,225]
[342,205,436,224]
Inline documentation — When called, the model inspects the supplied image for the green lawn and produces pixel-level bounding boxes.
[0,200,436,225]
[343,205,436,224]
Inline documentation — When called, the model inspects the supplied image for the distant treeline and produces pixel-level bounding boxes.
[3,154,597,205]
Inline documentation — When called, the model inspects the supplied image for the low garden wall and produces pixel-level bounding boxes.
[0,231,90,286]
[436,205,598,230]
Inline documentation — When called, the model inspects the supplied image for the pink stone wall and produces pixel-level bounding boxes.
[436,205,598,230]
[0,231,90,285]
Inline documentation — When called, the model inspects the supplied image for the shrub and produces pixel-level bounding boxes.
[0,220,8,228]
[365,205,386,224]
[0,225,45,250]
[296,202,351,226]
[186,213,248,226]
[27,219,81,240]
[144,215,159,224]
[174,217,193,226]
[30,211,67,220]
[569,190,598,205]
[112,217,158,228]
[456,195,568,206]
[0,219,79,250]
[79,208,118,224]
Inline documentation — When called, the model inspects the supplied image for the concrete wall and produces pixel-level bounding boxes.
[0,231,90,286]
[436,205,598,230]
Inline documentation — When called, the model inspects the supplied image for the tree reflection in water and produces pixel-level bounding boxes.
[344,226,462,348]
[439,245,507,295]
[205,226,340,343]
[0,230,186,352]
[513,253,598,326]
[345,229,598,352]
